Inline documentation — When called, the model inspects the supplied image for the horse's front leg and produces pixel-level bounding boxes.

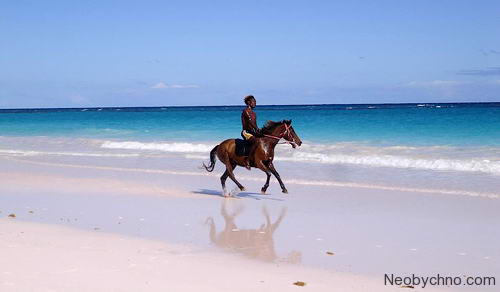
[261,171,271,194]
[268,162,288,194]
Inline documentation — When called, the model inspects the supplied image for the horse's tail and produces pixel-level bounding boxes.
[203,145,218,172]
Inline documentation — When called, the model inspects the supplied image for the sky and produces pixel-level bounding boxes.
[1,0,499,108]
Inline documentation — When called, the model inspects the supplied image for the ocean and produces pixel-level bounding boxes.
[1,103,500,197]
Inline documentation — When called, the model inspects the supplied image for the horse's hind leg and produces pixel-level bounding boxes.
[220,170,230,197]
[225,161,245,192]
[268,162,288,194]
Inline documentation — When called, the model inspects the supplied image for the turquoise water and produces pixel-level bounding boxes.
[1,103,500,146]
[1,103,500,196]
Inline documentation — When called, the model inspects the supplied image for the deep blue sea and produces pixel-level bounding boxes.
[1,103,499,146]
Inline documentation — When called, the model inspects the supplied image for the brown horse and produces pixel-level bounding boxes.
[203,120,302,196]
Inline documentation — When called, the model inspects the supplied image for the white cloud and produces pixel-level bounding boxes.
[151,82,168,89]
[169,84,199,88]
[151,82,199,89]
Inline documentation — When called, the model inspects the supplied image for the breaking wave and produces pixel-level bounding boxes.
[101,141,213,153]
[98,140,500,175]
[0,149,140,157]
[277,152,500,175]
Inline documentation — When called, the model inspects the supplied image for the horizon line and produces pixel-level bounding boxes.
[1,101,500,111]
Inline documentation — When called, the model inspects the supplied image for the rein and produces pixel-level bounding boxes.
[263,123,296,146]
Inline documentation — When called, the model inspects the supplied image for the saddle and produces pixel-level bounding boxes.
[235,139,251,157]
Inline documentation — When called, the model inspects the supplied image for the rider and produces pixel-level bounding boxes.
[241,95,261,170]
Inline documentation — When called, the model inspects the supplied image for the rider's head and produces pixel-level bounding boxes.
[244,95,256,108]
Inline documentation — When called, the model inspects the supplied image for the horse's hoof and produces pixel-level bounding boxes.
[282,189,288,194]
[261,188,267,194]
[240,187,246,192]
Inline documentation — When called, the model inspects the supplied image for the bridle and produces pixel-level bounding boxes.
[263,123,296,146]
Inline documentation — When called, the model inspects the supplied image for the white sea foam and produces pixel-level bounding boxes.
[99,140,500,175]
[276,152,500,175]
[0,149,140,158]
[7,156,500,199]
[101,141,213,153]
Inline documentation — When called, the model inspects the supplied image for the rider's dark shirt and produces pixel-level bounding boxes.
[241,107,260,136]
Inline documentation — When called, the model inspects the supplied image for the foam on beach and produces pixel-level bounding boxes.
[0,149,141,158]
[3,140,500,176]
[5,156,499,199]
[1,136,500,197]
[101,141,213,153]
[279,151,500,175]
[99,140,500,175]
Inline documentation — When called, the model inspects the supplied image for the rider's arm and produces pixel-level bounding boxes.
[242,110,262,136]
[247,128,262,137]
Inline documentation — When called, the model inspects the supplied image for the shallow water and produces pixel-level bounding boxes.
[1,136,499,197]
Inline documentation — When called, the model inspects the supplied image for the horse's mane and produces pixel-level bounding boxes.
[261,120,291,134]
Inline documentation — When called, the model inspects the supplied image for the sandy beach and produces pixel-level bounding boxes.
[2,0,500,290]
[1,219,382,292]
[1,152,498,292]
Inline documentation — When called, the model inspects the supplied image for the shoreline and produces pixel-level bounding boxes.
[5,154,500,199]
[1,135,500,199]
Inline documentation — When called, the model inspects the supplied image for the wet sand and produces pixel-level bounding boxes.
[1,156,499,291]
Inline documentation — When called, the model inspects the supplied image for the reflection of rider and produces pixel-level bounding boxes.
[241,95,261,170]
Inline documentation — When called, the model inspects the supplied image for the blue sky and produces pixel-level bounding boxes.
[1,0,499,108]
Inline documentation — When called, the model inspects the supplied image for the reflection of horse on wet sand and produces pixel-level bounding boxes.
[205,202,301,263]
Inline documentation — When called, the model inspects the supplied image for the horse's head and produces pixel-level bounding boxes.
[281,120,302,148]
[261,120,302,148]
